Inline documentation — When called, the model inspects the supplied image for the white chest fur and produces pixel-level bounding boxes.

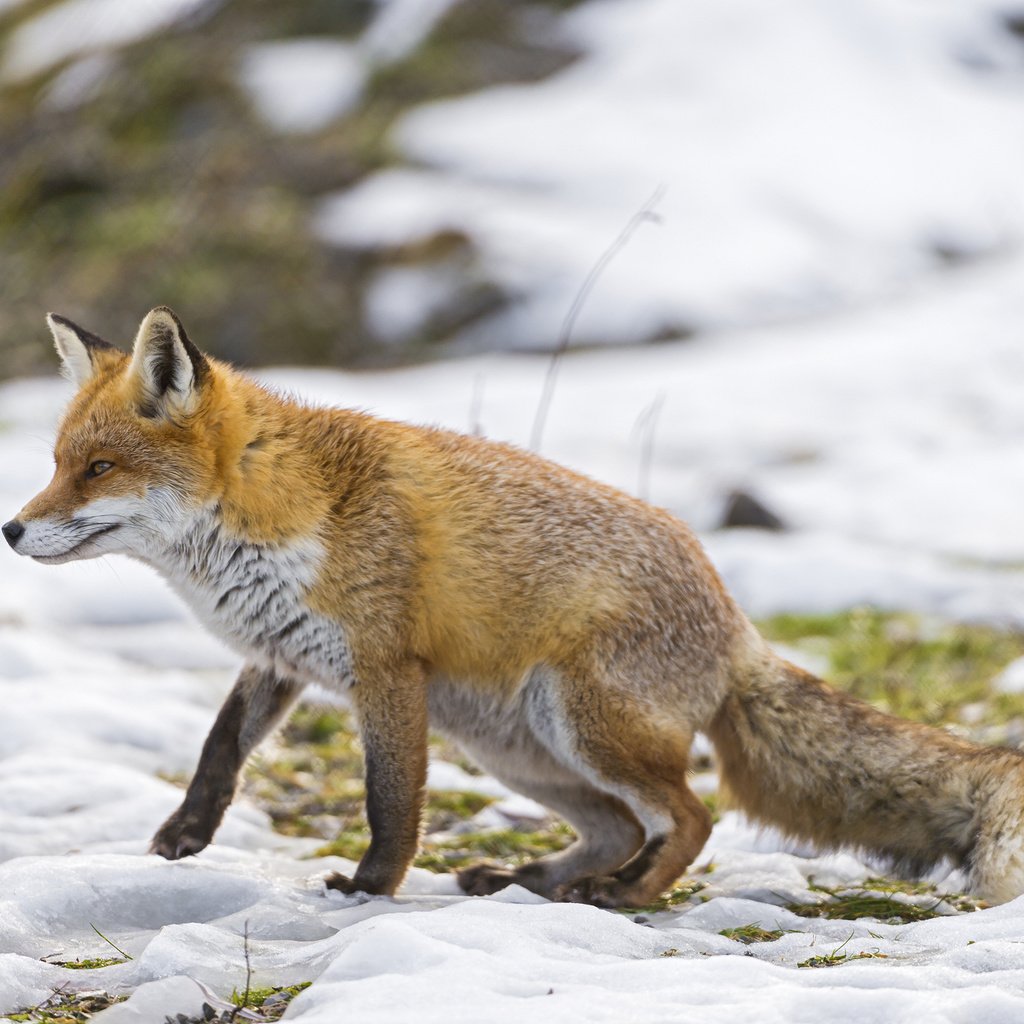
[152,513,355,688]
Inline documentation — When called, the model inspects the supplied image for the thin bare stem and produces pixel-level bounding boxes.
[530,185,666,452]
[89,923,132,961]
[241,919,253,1014]
[634,391,666,502]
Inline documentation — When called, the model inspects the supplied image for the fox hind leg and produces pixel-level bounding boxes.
[534,673,712,909]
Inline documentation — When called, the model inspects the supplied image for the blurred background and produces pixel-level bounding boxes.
[1,0,1023,374]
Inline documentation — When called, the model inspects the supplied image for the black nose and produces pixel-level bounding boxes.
[2,521,24,547]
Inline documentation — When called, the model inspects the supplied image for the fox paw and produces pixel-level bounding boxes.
[324,871,360,895]
[555,875,623,909]
[149,813,214,860]
[324,872,391,898]
[456,862,520,897]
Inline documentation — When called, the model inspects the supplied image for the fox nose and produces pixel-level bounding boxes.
[2,520,24,547]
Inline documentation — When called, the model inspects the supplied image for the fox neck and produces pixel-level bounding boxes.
[142,503,354,687]
[203,372,333,546]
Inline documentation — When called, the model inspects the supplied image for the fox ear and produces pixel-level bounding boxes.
[129,306,208,418]
[48,313,118,388]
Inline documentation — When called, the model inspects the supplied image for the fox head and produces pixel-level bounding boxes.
[3,307,225,564]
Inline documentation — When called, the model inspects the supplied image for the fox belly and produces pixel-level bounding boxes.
[427,672,574,790]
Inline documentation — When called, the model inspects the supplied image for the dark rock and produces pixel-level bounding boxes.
[719,490,786,531]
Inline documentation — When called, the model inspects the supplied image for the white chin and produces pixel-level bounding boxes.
[31,547,106,565]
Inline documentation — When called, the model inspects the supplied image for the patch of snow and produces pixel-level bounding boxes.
[994,657,1024,695]
[361,0,459,66]
[2,0,212,83]
[364,264,468,343]
[89,976,211,1023]
[317,0,1024,348]
[237,41,364,134]
[426,760,512,798]
[42,52,114,110]
[236,0,458,135]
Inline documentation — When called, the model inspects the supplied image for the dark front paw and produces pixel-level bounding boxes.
[149,811,215,860]
[324,871,394,898]
[324,871,360,895]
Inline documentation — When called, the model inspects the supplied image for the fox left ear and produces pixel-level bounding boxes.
[129,306,208,418]
[48,313,120,388]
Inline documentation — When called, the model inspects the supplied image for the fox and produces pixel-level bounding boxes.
[5,305,1024,907]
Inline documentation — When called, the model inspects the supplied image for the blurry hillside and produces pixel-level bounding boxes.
[0,0,581,377]
[2,0,1024,378]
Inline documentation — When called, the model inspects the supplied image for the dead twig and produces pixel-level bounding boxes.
[89,923,133,961]
[530,185,666,452]
[633,391,666,502]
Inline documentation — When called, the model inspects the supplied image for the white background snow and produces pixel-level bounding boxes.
[4,0,1024,1020]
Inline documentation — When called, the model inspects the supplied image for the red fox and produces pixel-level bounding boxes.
[5,307,1024,907]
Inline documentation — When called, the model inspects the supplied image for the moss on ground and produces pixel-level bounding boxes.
[48,957,126,969]
[787,879,984,924]
[413,825,574,873]
[720,924,785,944]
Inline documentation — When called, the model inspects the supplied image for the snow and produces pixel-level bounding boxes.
[237,0,459,135]
[237,42,365,134]
[1,0,212,83]
[317,0,1024,350]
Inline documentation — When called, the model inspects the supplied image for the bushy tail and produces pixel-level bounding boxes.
[706,643,1024,895]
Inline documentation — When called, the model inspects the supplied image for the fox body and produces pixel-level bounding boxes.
[6,307,1024,907]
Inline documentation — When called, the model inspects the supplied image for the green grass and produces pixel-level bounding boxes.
[49,957,126,969]
[230,981,312,1019]
[414,825,574,873]
[797,949,888,969]
[720,924,785,944]
[787,879,983,924]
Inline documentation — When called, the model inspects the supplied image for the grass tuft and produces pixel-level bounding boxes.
[50,957,126,969]
[788,880,981,923]
[414,826,574,873]
[720,924,785,944]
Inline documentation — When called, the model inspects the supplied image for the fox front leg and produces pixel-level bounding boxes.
[325,660,427,897]
[150,664,302,859]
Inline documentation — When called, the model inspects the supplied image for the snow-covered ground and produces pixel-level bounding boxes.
[3,252,1024,1019]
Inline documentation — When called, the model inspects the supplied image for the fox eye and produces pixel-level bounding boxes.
[86,460,114,479]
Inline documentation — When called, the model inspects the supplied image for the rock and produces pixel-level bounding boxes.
[719,490,786,531]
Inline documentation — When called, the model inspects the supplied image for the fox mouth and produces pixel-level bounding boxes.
[30,523,121,563]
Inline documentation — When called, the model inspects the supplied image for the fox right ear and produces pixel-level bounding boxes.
[129,306,208,419]
[48,313,119,388]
